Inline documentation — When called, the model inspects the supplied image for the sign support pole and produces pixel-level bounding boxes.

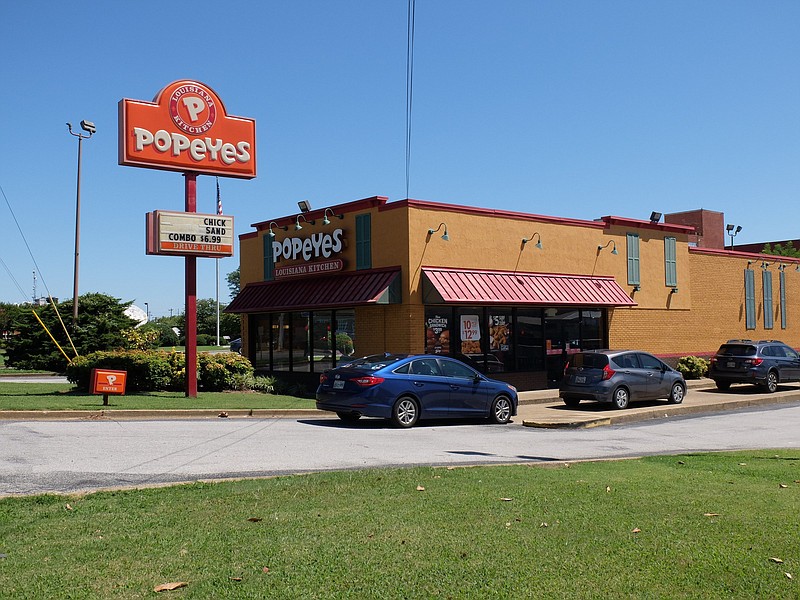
[184,172,198,398]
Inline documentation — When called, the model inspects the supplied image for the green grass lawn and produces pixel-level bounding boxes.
[0,451,798,598]
[0,382,314,411]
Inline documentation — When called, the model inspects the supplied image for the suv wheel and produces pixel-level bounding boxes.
[761,371,779,393]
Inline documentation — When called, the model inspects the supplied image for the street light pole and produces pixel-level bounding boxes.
[144,302,149,322]
[67,120,96,327]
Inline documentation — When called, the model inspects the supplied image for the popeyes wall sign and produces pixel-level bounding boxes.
[118,80,256,178]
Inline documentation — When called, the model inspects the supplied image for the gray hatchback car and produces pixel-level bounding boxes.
[559,350,686,409]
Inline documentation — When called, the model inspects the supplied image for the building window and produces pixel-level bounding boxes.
[780,270,787,329]
[263,235,275,281]
[744,269,756,330]
[664,237,677,287]
[763,270,773,330]
[355,213,372,270]
[627,233,640,286]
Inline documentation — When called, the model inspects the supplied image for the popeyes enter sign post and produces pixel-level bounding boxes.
[118,81,256,397]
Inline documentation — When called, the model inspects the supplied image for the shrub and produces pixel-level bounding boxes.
[65,350,255,392]
[676,356,709,379]
[195,334,215,346]
[198,352,255,391]
[66,350,181,392]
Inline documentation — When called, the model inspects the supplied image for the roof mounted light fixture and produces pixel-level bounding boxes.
[649,211,662,223]
[322,208,344,226]
[522,232,543,249]
[268,221,288,238]
[597,240,618,255]
[726,223,742,249]
[427,222,449,241]
[295,214,314,231]
[297,200,311,213]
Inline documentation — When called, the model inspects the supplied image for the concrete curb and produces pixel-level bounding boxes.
[0,409,326,421]
[520,390,800,428]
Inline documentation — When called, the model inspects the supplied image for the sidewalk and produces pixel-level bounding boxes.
[516,378,800,428]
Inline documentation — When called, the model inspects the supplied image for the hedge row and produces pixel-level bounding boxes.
[66,350,254,392]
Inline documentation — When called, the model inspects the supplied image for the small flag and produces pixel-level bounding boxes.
[216,177,222,215]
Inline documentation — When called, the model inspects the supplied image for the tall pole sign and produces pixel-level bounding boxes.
[119,80,256,397]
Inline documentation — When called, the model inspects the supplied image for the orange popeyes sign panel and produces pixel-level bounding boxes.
[118,80,256,179]
[91,369,128,395]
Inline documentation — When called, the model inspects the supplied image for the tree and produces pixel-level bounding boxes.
[4,293,139,371]
[226,267,240,297]
[762,242,800,258]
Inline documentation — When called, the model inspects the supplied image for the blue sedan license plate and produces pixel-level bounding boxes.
[575,376,586,384]
[333,380,345,389]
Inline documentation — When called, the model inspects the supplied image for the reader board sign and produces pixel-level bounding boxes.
[119,80,256,179]
[91,369,127,395]
[146,211,234,258]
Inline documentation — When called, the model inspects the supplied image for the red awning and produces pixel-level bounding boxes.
[422,268,636,306]
[226,267,401,313]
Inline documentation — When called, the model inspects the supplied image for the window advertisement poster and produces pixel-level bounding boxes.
[489,314,510,351]
[460,314,481,353]
[425,313,450,354]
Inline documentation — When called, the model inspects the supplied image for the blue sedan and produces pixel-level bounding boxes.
[316,354,518,428]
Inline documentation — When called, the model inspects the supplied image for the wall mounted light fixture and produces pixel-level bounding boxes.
[522,232,543,249]
[597,240,618,255]
[295,214,315,231]
[670,287,679,294]
[268,221,288,238]
[761,261,770,270]
[322,208,344,226]
[427,222,449,241]
[632,285,641,292]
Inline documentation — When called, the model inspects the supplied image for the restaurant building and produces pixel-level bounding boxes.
[227,196,800,390]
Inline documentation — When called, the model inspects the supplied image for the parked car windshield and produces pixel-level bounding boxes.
[569,353,608,369]
[717,344,756,356]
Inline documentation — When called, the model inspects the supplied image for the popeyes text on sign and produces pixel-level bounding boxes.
[118,80,256,179]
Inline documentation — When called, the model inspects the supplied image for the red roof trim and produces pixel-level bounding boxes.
[422,267,636,307]
[384,199,606,229]
[689,246,800,264]
[250,196,388,231]
[600,216,695,234]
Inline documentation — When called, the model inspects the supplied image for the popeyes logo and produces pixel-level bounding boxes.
[119,80,256,179]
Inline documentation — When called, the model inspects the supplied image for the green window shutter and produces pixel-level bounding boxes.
[263,234,275,281]
[664,237,677,287]
[355,213,372,270]
[763,270,773,329]
[744,269,756,330]
[780,270,787,329]
[627,233,640,285]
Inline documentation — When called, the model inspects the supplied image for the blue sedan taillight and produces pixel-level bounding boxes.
[353,376,385,387]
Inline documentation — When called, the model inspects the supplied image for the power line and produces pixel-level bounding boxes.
[0,183,56,303]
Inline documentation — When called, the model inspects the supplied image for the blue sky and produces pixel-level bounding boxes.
[1,1,798,317]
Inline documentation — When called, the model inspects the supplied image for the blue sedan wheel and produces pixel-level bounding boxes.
[392,396,419,428]
[490,395,512,424]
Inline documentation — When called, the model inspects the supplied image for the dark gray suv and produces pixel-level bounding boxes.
[559,350,686,409]
[709,339,800,393]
